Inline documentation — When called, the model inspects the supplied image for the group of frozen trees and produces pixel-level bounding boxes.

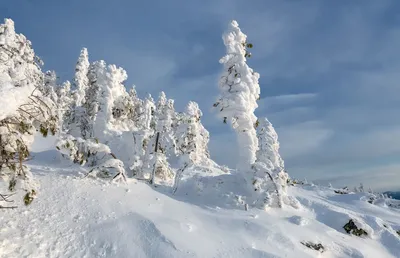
[54,52,213,185]
[1,18,297,210]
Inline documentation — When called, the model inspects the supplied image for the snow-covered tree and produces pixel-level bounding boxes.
[56,81,73,133]
[131,95,155,177]
[176,101,210,167]
[0,18,58,205]
[70,48,90,137]
[112,90,136,131]
[173,101,211,193]
[214,20,260,172]
[84,61,128,141]
[73,48,89,107]
[43,70,58,103]
[255,118,284,169]
[154,92,177,156]
[127,86,143,127]
[253,118,299,209]
[80,62,100,139]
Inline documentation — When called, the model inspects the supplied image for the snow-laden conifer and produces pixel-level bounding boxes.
[214,20,260,172]
[176,101,210,167]
[131,95,156,178]
[154,92,177,157]
[253,118,300,209]
[56,81,73,133]
[43,70,59,103]
[73,48,89,107]
[70,48,90,137]
[173,101,211,193]
[91,61,128,140]
[80,61,128,140]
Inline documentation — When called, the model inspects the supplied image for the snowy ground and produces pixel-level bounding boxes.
[1,150,400,258]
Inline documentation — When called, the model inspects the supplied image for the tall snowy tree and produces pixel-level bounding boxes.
[70,48,90,137]
[73,48,89,107]
[80,62,101,139]
[214,20,260,172]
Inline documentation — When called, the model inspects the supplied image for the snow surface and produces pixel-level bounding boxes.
[1,149,400,258]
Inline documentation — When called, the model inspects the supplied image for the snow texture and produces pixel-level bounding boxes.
[1,152,400,258]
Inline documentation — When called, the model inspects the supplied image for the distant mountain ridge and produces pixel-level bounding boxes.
[384,191,400,200]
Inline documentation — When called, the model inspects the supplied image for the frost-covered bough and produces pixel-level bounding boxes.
[69,48,90,137]
[214,20,260,172]
[253,118,300,209]
[0,19,58,206]
[56,135,126,183]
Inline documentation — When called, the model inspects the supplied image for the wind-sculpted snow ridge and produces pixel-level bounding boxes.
[1,154,399,258]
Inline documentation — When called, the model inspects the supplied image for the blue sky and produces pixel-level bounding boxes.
[2,0,400,191]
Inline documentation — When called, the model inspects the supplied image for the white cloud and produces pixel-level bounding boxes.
[277,121,333,159]
[313,163,400,191]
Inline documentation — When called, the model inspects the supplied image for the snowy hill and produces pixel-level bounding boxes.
[1,150,400,258]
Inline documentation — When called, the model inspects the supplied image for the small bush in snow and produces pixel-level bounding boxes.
[23,189,36,205]
[343,219,368,237]
[300,241,325,253]
[334,187,350,195]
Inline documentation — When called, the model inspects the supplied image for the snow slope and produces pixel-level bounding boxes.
[1,150,400,258]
